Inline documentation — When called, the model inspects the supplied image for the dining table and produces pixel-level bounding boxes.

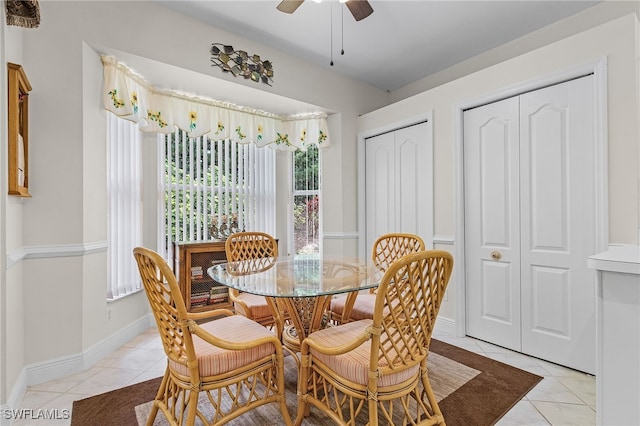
[207,254,382,353]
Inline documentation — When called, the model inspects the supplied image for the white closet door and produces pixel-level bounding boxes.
[395,124,429,239]
[364,122,430,254]
[464,96,522,351]
[464,75,596,373]
[365,131,396,253]
[519,76,596,374]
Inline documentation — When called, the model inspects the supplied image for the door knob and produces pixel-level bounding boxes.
[490,250,502,260]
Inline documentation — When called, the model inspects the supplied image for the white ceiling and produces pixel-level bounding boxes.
[157,0,601,92]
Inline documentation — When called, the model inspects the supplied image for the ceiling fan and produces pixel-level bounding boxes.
[277,0,374,22]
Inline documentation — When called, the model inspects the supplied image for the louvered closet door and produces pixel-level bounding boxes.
[464,76,596,373]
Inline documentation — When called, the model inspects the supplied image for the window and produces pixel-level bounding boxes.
[160,128,276,261]
[107,113,142,299]
[292,145,321,254]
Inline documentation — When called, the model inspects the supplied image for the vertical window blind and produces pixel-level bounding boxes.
[107,113,142,299]
[160,129,276,262]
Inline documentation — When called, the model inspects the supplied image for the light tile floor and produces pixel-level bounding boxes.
[12,327,596,426]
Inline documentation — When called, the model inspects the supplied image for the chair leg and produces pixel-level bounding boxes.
[294,353,311,426]
[421,363,446,425]
[368,387,379,426]
[147,367,169,426]
[275,354,294,426]
[185,388,200,425]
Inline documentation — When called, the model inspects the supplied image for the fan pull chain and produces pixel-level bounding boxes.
[341,6,344,56]
[330,3,334,66]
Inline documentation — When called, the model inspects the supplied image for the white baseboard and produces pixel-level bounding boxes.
[434,316,457,336]
[0,368,26,426]
[80,315,155,372]
[3,314,154,422]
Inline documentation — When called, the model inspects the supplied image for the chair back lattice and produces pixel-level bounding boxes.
[371,250,453,375]
[226,255,277,276]
[372,233,426,273]
[225,231,278,262]
[133,247,196,374]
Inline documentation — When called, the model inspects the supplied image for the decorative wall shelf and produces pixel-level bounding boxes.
[8,62,32,197]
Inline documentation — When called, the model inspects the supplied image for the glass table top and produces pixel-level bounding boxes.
[208,254,382,298]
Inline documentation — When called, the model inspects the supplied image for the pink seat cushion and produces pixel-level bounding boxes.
[349,293,376,321]
[330,295,347,316]
[308,319,419,388]
[330,293,376,321]
[169,314,276,377]
[235,293,273,321]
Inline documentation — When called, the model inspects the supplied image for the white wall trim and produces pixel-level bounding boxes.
[5,241,108,269]
[4,314,153,418]
[323,232,359,239]
[453,57,609,338]
[357,111,434,258]
[432,235,455,246]
[1,369,26,426]
[5,247,28,269]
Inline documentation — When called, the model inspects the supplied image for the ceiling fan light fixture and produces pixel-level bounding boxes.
[277,0,372,21]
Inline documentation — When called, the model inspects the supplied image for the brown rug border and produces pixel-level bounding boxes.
[431,339,542,425]
[71,339,542,426]
[71,376,163,426]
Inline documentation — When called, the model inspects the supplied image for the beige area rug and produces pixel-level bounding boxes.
[135,351,479,425]
[72,339,543,426]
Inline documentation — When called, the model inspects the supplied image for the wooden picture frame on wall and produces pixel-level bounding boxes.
[8,62,32,197]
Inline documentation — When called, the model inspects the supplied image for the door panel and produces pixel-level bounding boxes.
[365,123,429,253]
[481,260,515,324]
[529,265,570,338]
[396,124,429,239]
[528,104,568,250]
[520,76,596,373]
[464,96,521,351]
[365,132,396,253]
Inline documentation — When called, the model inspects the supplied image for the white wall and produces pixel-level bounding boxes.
[0,0,389,408]
[358,11,640,324]
[1,12,27,406]
[392,1,640,101]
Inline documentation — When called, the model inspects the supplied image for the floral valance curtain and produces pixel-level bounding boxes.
[101,56,329,150]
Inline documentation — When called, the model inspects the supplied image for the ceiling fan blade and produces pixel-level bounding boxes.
[277,0,305,14]
[345,0,374,21]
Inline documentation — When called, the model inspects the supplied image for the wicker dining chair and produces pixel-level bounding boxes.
[133,247,292,426]
[296,249,453,426]
[329,233,425,324]
[225,232,287,336]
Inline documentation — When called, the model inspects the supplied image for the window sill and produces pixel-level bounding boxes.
[107,288,144,303]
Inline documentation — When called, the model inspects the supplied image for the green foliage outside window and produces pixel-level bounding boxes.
[293,145,320,254]
[164,131,320,254]
[164,132,247,243]
[294,145,319,191]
